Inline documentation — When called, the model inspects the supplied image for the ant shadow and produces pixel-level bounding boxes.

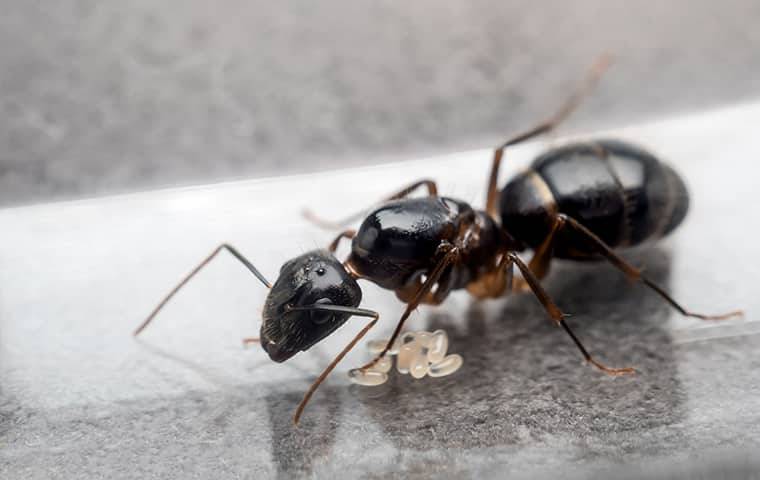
[265,247,686,474]
[262,386,343,478]
[363,247,686,448]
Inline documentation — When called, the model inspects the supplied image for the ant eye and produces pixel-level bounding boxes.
[310,298,334,325]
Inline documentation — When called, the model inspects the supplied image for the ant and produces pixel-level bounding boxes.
[135,56,741,425]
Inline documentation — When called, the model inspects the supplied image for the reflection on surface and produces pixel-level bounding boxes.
[267,248,684,474]
[2,244,757,479]
[265,388,341,478]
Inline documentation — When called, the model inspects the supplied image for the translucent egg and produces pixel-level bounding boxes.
[356,329,462,385]
[348,368,388,386]
[396,342,418,374]
[366,340,388,355]
[427,329,449,363]
[367,338,403,355]
[415,331,432,348]
[409,350,429,379]
[371,355,392,373]
[428,354,463,377]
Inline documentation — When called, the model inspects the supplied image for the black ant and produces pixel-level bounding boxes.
[135,56,741,424]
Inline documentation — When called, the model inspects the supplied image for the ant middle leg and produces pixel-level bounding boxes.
[549,214,743,320]
[485,54,612,216]
[396,269,457,306]
[508,216,564,293]
[466,252,514,299]
[508,252,635,376]
[303,179,438,230]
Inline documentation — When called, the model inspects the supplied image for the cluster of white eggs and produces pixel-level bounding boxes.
[348,329,463,386]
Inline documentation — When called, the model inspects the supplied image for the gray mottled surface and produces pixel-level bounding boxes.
[1,103,759,478]
[1,1,760,205]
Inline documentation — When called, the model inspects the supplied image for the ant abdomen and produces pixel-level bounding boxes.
[500,139,690,258]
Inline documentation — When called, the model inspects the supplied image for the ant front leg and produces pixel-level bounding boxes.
[485,54,612,216]
[303,179,439,230]
[359,245,460,371]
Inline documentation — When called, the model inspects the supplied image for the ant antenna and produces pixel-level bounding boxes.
[287,304,380,425]
[135,243,271,336]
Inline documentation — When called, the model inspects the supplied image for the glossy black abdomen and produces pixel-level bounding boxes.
[347,197,473,289]
[500,140,689,258]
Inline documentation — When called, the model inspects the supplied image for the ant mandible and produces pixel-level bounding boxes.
[135,56,741,424]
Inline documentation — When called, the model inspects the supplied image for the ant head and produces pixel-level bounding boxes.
[260,249,362,362]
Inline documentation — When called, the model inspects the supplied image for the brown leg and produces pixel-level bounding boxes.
[135,244,272,336]
[526,216,563,280]
[509,215,564,292]
[557,214,743,320]
[467,252,514,299]
[509,252,635,375]
[328,229,356,253]
[485,55,612,216]
[359,245,460,370]
[395,276,439,305]
[304,179,439,230]
[528,220,561,279]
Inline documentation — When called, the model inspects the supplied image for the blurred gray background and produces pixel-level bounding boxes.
[3,3,760,479]
[1,0,759,206]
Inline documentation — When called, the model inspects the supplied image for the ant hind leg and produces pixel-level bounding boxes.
[485,54,612,216]
[508,252,635,376]
[556,214,743,321]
